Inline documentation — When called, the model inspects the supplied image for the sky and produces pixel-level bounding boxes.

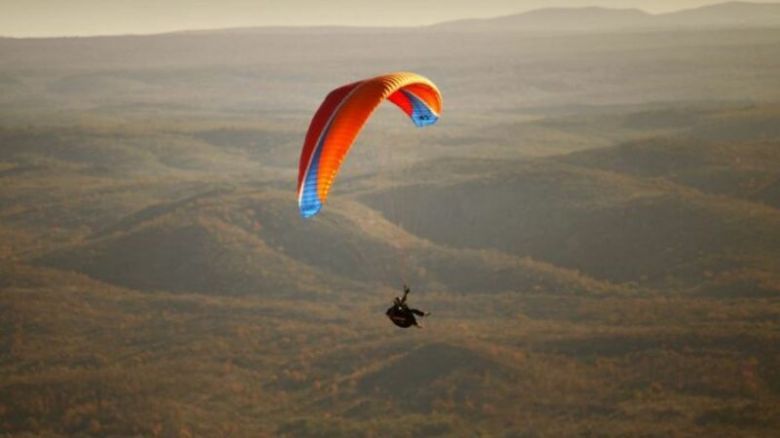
[2,0,779,38]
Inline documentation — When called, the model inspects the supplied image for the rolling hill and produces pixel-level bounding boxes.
[3,18,780,119]
[4,261,777,436]
[361,145,780,290]
[36,188,624,297]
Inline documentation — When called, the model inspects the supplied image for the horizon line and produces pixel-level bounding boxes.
[0,1,773,40]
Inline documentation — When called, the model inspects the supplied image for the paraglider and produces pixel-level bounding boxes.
[296,72,441,329]
[296,71,442,218]
[386,284,429,329]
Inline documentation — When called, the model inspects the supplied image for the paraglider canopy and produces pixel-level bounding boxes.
[297,72,442,218]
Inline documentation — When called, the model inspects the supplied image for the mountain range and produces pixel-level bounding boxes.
[433,2,780,33]
[165,2,780,36]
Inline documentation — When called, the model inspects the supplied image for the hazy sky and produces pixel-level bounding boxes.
[2,0,780,37]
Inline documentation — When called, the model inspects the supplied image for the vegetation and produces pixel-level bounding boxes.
[1,15,779,436]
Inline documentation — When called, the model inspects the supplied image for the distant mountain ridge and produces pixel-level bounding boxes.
[432,2,780,32]
[3,2,777,39]
[178,2,780,36]
[433,6,652,32]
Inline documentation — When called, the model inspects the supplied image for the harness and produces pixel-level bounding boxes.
[386,304,415,328]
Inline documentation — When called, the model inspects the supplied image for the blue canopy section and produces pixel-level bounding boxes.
[299,140,324,218]
[403,89,439,127]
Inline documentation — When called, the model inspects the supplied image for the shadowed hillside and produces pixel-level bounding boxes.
[364,158,780,286]
[38,189,624,297]
[361,104,780,290]
[561,138,780,204]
